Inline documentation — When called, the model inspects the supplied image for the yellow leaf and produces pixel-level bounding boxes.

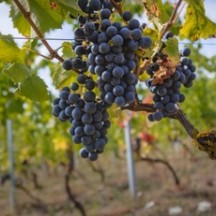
[180,0,216,40]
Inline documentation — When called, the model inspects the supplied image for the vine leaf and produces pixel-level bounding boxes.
[52,64,76,88]
[3,63,29,83]
[62,42,75,58]
[19,75,48,101]
[6,99,24,115]
[0,35,25,63]
[180,0,216,40]
[10,0,31,36]
[143,0,173,24]
[54,0,85,17]
[27,0,64,33]
[163,37,180,64]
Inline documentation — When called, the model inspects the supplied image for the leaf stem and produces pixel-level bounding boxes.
[26,49,52,60]
[13,0,64,62]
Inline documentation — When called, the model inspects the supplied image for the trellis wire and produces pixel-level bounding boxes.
[1,36,216,46]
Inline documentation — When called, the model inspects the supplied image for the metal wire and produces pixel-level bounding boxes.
[1,36,216,45]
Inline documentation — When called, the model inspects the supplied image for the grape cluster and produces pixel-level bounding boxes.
[85,8,152,107]
[52,78,110,161]
[53,0,153,160]
[63,0,152,108]
[146,47,196,121]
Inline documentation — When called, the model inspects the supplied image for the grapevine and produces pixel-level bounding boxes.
[51,0,216,161]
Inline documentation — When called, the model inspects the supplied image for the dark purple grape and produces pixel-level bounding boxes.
[119,27,131,39]
[105,92,114,104]
[101,19,111,31]
[79,148,88,158]
[165,102,176,113]
[73,135,81,144]
[71,82,79,91]
[112,66,124,78]
[131,29,142,40]
[112,35,123,47]
[114,96,125,107]
[72,107,83,120]
[84,91,96,102]
[113,85,124,96]
[128,19,140,30]
[153,111,163,121]
[182,48,191,57]
[81,113,93,124]
[83,22,96,35]
[59,99,68,109]
[122,11,132,21]
[63,59,73,70]
[88,152,98,161]
[68,93,80,104]
[85,80,95,90]
[106,26,118,38]
[84,102,97,113]
[139,36,152,49]
[52,105,61,117]
[100,8,111,19]
[99,42,111,54]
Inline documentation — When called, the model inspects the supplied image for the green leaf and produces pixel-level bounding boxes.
[0,35,25,63]
[53,64,76,88]
[54,0,85,17]
[10,0,31,36]
[3,63,29,83]
[62,42,75,58]
[163,38,180,63]
[180,0,216,40]
[6,98,24,115]
[27,0,64,33]
[19,75,48,101]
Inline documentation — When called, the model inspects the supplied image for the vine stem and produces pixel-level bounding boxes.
[140,157,180,187]
[110,0,123,15]
[171,109,199,139]
[160,0,183,39]
[122,104,199,140]
[122,102,156,113]
[13,0,64,62]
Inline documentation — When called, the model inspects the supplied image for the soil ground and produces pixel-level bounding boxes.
[1,145,216,216]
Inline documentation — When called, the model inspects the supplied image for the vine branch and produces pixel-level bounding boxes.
[122,102,156,112]
[65,149,86,216]
[88,162,105,183]
[160,0,183,39]
[13,0,64,62]
[110,0,123,15]
[140,157,180,186]
[122,103,199,140]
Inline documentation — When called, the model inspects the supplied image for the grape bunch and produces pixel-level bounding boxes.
[63,0,152,108]
[85,8,152,107]
[52,77,111,161]
[146,47,196,121]
[52,0,161,161]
